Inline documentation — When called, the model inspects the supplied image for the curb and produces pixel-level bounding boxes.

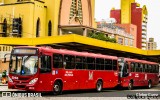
[0,84,7,86]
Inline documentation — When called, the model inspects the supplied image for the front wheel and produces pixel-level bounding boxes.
[96,81,103,92]
[128,82,133,90]
[53,81,62,95]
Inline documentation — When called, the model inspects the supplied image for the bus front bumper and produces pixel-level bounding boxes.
[8,82,38,91]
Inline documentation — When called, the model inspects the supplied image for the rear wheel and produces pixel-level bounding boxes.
[128,81,133,90]
[96,81,103,92]
[53,81,62,95]
[148,81,152,89]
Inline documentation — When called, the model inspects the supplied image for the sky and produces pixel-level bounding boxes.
[95,0,160,49]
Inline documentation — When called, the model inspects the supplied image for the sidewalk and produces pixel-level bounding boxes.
[0,83,7,86]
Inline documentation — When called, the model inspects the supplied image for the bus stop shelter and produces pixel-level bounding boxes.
[0,34,160,63]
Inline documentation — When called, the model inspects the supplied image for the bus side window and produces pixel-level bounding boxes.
[142,64,145,72]
[153,65,156,73]
[105,59,112,70]
[96,58,104,70]
[146,64,149,73]
[124,61,129,73]
[144,64,147,72]
[40,55,51,73]
[156,65,159,73]
[112,60,117,70]
[140,63,143,72]
[53,54,63,68]
[135,63,139,72]
[152,65,155,73]
[137,63,141,72]
[130,62,135,72]
[64,55,75,69]
[87,57,95,70]
[83,57,87,69]
[75,56,83,69]
[148,65,152,73]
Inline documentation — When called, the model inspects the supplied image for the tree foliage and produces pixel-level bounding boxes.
[88,32,117,43]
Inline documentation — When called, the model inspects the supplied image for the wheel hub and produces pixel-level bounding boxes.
[54,85,59,91]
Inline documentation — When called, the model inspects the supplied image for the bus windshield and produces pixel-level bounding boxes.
[9,55,38,75]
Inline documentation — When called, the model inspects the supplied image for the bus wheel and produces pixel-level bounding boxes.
[96,80,103,92]
[128,81,133,90]
[53,81,62,95]
[148,81,152,89]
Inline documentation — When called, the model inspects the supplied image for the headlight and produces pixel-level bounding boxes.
[8,76,13,83]
[29,78,38,85]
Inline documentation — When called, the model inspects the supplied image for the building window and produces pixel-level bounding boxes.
[36,18,40,37]
[48,21,52,36]
[2,18,7,37]
[69,0,83,24]
[118,37,123,45]
[12,17,22,37]
[130,40,133,46]
[125,38,128,46]
[3,46,5,51]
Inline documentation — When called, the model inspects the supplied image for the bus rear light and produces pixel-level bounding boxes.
[8,76,13,83]
[29,78,38,85]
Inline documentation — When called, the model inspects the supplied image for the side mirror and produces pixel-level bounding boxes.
[3,53,11,63]
[3,57,6,63]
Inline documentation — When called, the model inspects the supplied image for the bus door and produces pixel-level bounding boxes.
[38,54,52,91]
[118,60,129,81]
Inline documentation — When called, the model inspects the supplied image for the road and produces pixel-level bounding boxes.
[45,84,160,97]
[0,84,159,100]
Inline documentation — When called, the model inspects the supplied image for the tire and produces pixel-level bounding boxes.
[148,81,152,89]
[128,81,133,90]
[53,81,62,95]
[96,81,103,92]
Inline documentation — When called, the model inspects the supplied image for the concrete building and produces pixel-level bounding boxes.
[110,0,148,49]
[147,38,157,50]
[0,0,97,38]
[0,45,12,58]
[116,24,137,47]
[97,20,136,47]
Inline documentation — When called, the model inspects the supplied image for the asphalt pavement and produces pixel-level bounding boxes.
[0,83,159,100]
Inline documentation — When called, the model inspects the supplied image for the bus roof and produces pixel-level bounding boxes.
[123,57,158,65]
[14,46,117,60]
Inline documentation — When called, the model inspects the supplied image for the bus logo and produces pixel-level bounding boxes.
[135,74,139,77]
[89,71,93,80]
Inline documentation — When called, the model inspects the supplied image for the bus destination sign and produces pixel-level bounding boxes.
[13,49,37,54]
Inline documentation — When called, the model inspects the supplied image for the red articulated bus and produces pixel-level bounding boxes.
[118,57,159,90]
[8,46,119,94]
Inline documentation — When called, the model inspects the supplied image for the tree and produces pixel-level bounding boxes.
[88,32,117,43]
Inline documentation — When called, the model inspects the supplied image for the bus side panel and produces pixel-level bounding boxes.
[60,70,79,90]
[138,72,145,86]
[93,71,118,88]
[147,73,159,85]
[74,70,88,89]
